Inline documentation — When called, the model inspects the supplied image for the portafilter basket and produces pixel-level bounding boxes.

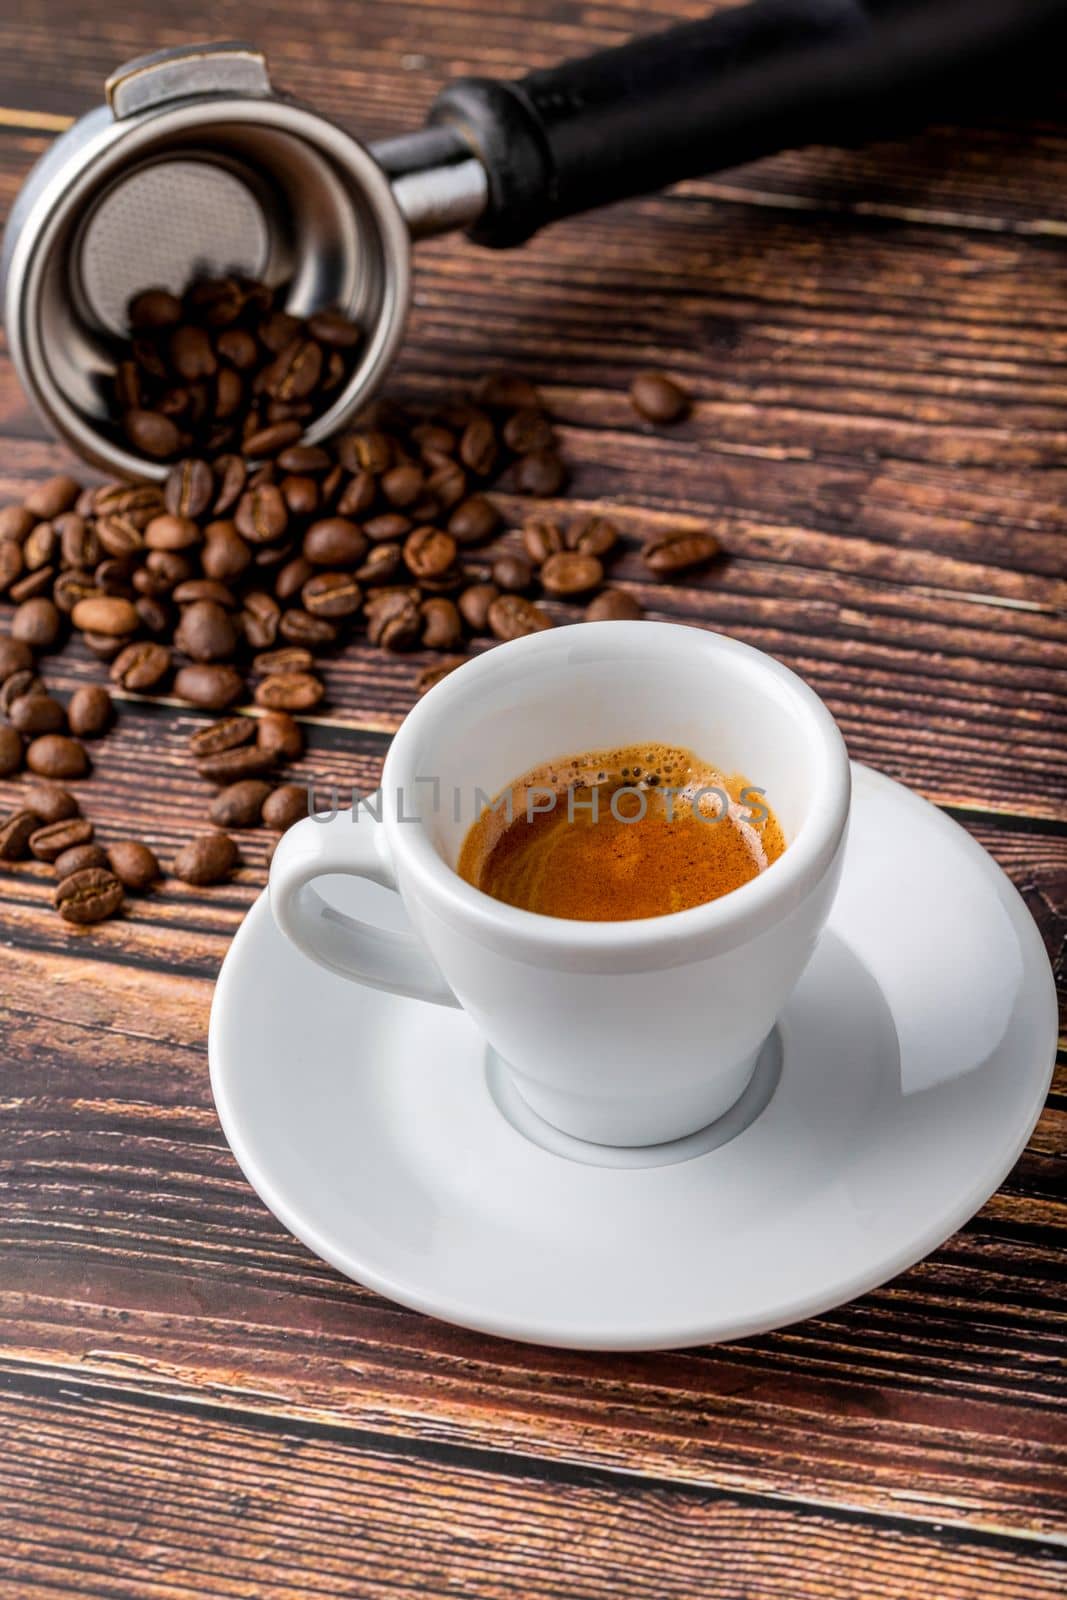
[3,1,1064,480]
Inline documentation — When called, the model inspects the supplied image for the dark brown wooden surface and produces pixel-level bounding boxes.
[0,2,1065,1595]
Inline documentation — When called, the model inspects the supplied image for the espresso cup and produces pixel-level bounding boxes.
[269,622,851,1146]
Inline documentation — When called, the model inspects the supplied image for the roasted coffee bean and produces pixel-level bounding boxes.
[164,459,215,519]
[381,463,424,508]
[145,512,201,551]
[307,309,361,348]
[338,428,393,476]
[459,417,498,478]
[172,831,238,885]
[540,550,604,597]
[129,287,182,330]
[302,572,363,619]
[216,326,259,370]
[110,641,171,692]
[186,275,246,326]
[252,539,295,573]
[82,631,129,663]
[93,553,138,592]
[172,578,237,608]
[261,783,308,831]
[355,544,403,586]
[487,594,553,641]
[9,693,66,736]
[9,566,56,603]
[210,778,272,827]
[173,663,243,709]
[170,324,217,381]
[108,840,161,891]
[124,408,182,458]
[12,596,61,648]
[421,597,463,650]
[175,600,237,662]
[474,372,541,411]
[22,784,78,825]
[189,717,254,759]
[24,475,79,520]
[363,512,411,544]
[250,648,312,679]
[424,453,466,510]
[58,513,99,569]
[235,484,288,544]
[0,637,33,679]
[26,733,89,780]
[280,474,320,518]
[262,337,322,401]
[278,609,338,648]
[202,522,251,581]
[415,656,467,695]
[258,309,303,354]
[586,588,644,622]
[403,526,457,581]
[303,517,367,567]
[278,444,332,475]
[94,483,164,529]
[0,669,43,714]
[503,409,554,454]
[54,842,109,879]
[94,519,142,564]
[55,867,125,924]
[457,582,499,633]
[273,554,314,601]
[641,529,720,574]
[240,591,281,650]
[336,470,377,518]
[568,515,619,558]
[0,505,36,543]
[242,420,303,458]
[447,496,499,545]
[0,807,41,859]
[145,549,191,588]
[24,520,58,570]
[0,725,22,777]
[514,450,566,496]
[0,541,23,594]
[365,590,421,651]
[53,571,99,613]
[522,519,565,563]
[68,685,113,738]
[491,553,534,593]
[195,744,276,785]
[630,370,690,424]
[71,595,138,637]
[257,710,304,761]
[254,672,324,711]
[30,815,94,862]
[213,454,248,514]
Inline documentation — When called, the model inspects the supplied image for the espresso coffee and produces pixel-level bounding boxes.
[458,744,785,921]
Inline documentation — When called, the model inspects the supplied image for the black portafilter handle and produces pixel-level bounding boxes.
[427,0,1067,248]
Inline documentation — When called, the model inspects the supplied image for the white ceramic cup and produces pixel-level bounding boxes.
[269,622,851,1146]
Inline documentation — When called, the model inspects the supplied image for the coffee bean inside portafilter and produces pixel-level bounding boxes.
[0,275,703,927]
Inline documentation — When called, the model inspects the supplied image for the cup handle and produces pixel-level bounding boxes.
[268,798,459,1007]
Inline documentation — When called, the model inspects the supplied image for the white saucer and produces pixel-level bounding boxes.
[209,764,1056,1351]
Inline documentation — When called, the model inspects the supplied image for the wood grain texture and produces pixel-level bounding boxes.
[0,1,1065,1595]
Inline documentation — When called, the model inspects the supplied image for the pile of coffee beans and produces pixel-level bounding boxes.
[0,272,704,927]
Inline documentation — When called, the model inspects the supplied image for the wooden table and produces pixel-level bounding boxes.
[1,3,1064,1594]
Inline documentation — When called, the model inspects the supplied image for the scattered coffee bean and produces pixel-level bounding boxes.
[301,572,363,619]
[0,808,41,860]
[0,669,43,714]
[630,370,690,424]
[172,831,238,885]
[303,517,367,567]
[458,583,499,633]
[0,725,22,776]
[12,596,61,648]
[278,609,337,648]
[253,671,325,711]
[421,597,463,650]
[164,459,215,519]
[55,867,124,924]
[0,637,33,678]
[26,734,89,780]
[24,475,79,520]
[54,842,109,879]
[175,599,237,661]
[210,778,272,827]
[404,526,457,581]
[365,591,421,651]
[257,710,303,762]
[30,816,94,862]
[22,784,78,824]
[108,840,161,890]
[540,550,604,598]
[173,664,244,709]
[0,506,35,543]
[9,691,64,737]
[124,409,182,459]
[189,716,254,758]
[514,451,566,496]
[568,516,619,558]
[641,529,720,575]
[261,783,307,831]
[492,553,534,593]
[448,496,499,545]
[487,594,554,641]
[110,641,171,692]
[523,520,565,564]
[586,588,644,622]
[195,744,276,785]
[251,647,313,677]
[71,595,139,636]
[67,685,113,737]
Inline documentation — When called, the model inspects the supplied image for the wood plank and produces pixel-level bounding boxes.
[2,1384,1063,1600]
